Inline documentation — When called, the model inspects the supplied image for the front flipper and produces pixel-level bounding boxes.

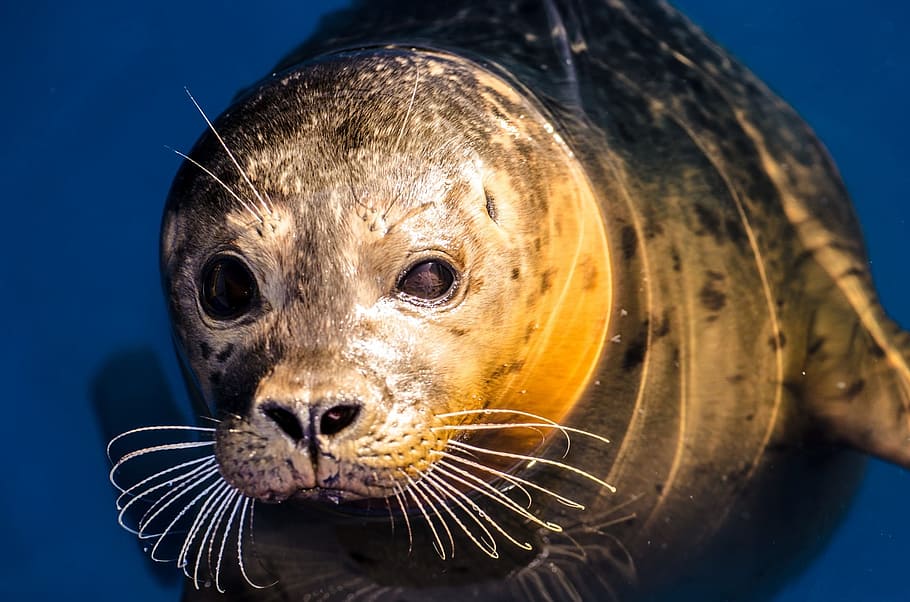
[800,272,910,469]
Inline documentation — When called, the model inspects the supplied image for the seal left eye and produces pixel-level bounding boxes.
[199,255,258,320]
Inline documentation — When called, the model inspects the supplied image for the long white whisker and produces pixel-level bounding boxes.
[392,483,413,553]
[184,88,273,217]
[116,455,215,508]
[186,482,233,587]
[237,499,275,589]
[433,460,562,533]
[166,146,263,224]
[119,459,218,535]
[149,475,224,561]
[215,494,245,593]
[426,467,532,551]
[178,481,232,574]
[204,489,237,589]
[436,450,582,510]
[107,425,215,460]
[400,470,447,560]
[138,467,221,539]
[411,475,455,559]
[194,485,236,587]
[437,408,611,454]
[447,440,617,493]
[422,471,499,557]
[412,472,470,559]
[111,441,215,483]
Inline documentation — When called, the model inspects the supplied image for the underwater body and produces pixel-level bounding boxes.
[1,1,908,601]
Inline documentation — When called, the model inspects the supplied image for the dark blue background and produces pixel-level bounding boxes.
[2,1,907,600]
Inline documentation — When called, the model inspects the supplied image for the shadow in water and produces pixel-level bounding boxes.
[92,347,186,590]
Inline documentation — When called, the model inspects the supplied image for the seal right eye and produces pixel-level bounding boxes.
[397,259,457,302]
[199,255,258,320]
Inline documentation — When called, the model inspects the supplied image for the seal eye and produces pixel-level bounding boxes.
[398,259,457,301]
[199,255,258,320]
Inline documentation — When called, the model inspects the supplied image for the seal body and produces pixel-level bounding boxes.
[143,1,910,601]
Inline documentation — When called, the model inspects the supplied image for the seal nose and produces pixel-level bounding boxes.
[262,404,306,443]
[260,400,362,443]
[319,404,360,436]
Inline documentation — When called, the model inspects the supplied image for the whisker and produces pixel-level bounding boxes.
[433,460,562,534]
[437,408,611,456]
[422,471,499,557]
[148,475,224,561]
[136,466,220,539]
[138,466,221,539]
[115,455,214,508]
[204,489,238,589]
[414,471,480,558]
[215,494,245,593]
[107,425,215,460]
[426,467,532,551]
[118,459,218,535]
[436,450,582,510]
[110,441,215,482]
[392,483,413,553]
[177,481,232,572]
[412,477,455,559]
[184,88,274,218]
[447,440,617,493]
[184,482,233,587]
[237,499,276,589]
[166,146,263,225]
[399,470,447,560]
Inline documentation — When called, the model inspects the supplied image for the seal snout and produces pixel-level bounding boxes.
[260,398,362,444]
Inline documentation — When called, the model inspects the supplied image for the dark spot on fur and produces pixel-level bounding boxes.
[485,189,498,223]
[670,248,681,272]
[725,217,746,245]
[449,327,468,337]
[694,203,723,243]
[209,372,222,385]
[745,413,754,421]
[540,269,554,294]
[511,267,520,280]
[655,483,664,494]
[699,271,726,312]
[621,225,637,261]
[334,117,367,153]
[199,342,212,360]
[843,379,865,400]
[869,343,885,358]
[807,337,825,356]
[216,344,235,363]
[534,237,541,251]
[645,217,664,239]
[768,331,787,350]
[623,336,647,371]
[654,311,671,338]
[727,374,745,383]
[839,266,866,280]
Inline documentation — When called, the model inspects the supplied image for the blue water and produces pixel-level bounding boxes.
[1,1,907,600]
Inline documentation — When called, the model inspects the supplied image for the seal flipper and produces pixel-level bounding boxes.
[801,294,910,469]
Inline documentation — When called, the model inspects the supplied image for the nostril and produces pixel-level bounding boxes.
[320,404,360,436]
[262,404,305,442]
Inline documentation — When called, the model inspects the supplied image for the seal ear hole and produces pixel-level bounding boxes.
[397,259,457,303]
[199,254,259,321]
[485,189,498,223]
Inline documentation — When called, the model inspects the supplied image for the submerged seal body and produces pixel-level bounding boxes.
[108,1,910,600]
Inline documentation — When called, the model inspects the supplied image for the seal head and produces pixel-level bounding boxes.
[161,48,611,507]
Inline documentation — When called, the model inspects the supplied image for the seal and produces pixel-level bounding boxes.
[108,1,910,601]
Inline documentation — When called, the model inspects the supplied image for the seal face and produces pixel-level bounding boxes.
[109,2,910,601]
[160,48,612,510]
